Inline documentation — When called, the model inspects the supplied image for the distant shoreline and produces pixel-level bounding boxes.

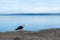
[0,13,60,16]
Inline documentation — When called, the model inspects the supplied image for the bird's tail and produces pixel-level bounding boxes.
[15,29,18,30]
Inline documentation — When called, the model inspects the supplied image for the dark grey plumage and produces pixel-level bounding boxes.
[15,25,23,30]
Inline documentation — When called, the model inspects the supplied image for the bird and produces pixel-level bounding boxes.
[15,25,24,30]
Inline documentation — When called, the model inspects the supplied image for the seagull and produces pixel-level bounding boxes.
[15,25,24,30]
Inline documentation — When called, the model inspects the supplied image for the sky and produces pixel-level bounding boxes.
[0,0,60,14]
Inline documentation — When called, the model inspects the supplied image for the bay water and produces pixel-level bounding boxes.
[0,15,60,32]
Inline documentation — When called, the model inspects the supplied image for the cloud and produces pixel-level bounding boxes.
[0,7,60,14]
[0,0,60,14]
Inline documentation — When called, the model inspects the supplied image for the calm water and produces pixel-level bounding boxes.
[0,15,60,32]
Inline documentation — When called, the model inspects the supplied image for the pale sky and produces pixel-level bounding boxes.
[0,0,60,14]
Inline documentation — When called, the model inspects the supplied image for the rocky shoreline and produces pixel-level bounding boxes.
[0,28,60,40]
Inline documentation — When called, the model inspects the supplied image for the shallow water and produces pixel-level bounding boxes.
[0,15,60,32]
